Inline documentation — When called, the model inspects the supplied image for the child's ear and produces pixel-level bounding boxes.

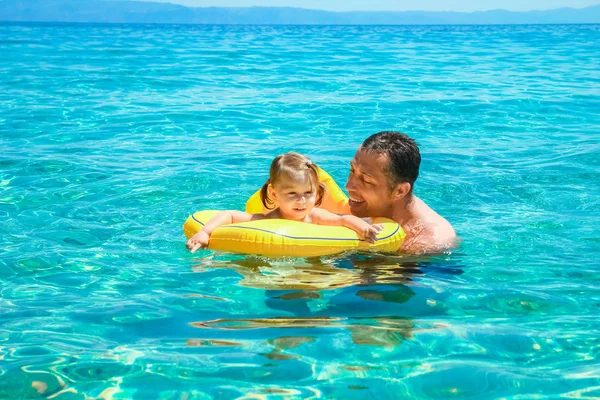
[268,184,277,202]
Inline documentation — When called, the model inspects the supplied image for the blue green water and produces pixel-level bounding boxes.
[1,23,599,399]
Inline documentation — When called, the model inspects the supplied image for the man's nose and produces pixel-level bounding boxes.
[346,175,356,191]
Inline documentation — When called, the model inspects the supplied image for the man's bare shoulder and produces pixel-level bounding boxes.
[400,197,457,255]
[400,221,457,255]
[427,213,456,244]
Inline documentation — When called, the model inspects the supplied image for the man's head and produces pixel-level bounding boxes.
[346,131,421,218]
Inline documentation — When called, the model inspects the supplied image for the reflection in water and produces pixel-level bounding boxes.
[264,336,316,360]
[191,316,344,330]
[183,293,229,302]
[357,286,414,303]
[189,315,424,352]
[192,253,423,291]
[186,339,243,347]
[189,253,462,351]
[348,317,414,347]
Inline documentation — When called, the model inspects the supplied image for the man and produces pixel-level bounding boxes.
[345,131,456,255]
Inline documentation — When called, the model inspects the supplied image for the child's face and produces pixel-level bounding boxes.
[269,172,318,221]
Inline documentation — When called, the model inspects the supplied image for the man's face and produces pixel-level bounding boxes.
[346,148,395,218]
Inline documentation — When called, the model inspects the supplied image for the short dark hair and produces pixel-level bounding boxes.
[361,131,421,191]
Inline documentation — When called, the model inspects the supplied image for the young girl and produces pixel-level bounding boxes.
[186,152,383,253]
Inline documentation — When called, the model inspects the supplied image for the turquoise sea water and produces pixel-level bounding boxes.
[1,23,599,399]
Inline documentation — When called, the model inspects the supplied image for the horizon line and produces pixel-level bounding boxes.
[114,1,600,14]
[2,21,599,26]
[12,0,600,14]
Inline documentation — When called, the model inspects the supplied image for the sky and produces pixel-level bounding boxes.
[145,0,600,12]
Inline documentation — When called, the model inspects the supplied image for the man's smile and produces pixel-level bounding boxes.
[349,197,365,205]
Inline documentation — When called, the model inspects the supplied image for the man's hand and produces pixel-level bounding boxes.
[186,231,210,253]
[363,224,384,244]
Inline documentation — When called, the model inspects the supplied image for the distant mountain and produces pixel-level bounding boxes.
[1,0,600,24]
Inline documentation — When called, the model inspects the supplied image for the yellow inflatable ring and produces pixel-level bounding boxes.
[183,210,405,257]
[245,167,350,214]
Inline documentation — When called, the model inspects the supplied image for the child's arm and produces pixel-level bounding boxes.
[310,208,383,244]
[186,210,264,253]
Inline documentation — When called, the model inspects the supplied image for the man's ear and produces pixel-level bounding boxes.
[392,182,411,200]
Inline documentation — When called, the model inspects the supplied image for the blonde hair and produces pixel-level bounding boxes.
[260,152,326,210]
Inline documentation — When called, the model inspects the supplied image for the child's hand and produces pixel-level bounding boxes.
[363,224,384,244]
[186,231,210,253]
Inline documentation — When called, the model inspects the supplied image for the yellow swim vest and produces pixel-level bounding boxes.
[183,210,405,258]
